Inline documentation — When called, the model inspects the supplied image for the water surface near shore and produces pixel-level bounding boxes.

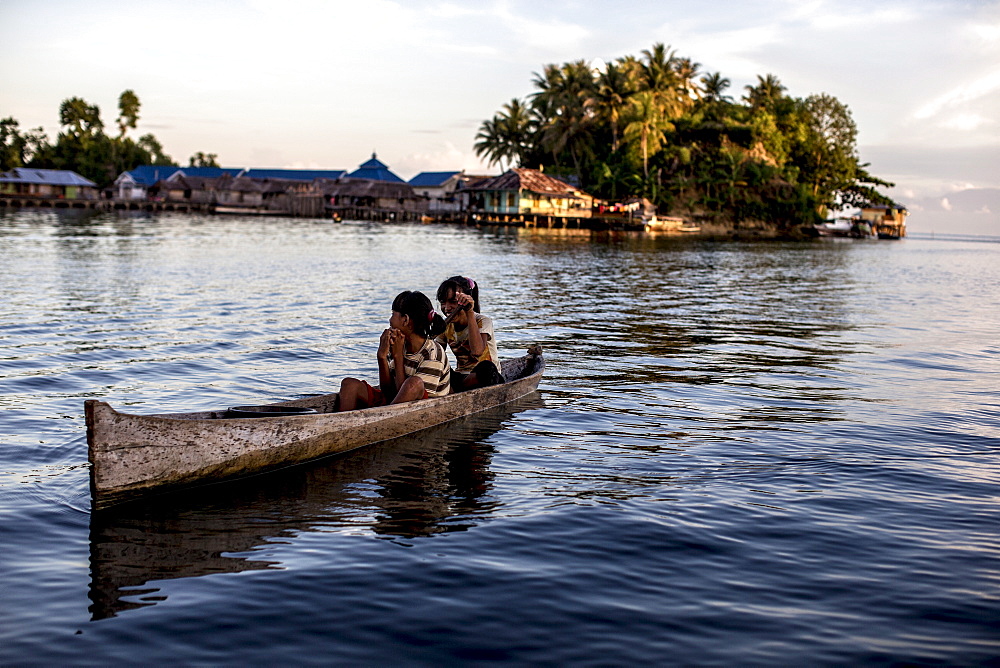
[1,211,997,664]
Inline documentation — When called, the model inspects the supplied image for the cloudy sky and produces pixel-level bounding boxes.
[2,0,998,234]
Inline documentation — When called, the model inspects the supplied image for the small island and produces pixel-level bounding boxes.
[472,43,900,237]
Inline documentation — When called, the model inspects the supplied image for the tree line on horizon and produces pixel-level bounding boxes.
[1,91,219,188]
[474,43,895,227]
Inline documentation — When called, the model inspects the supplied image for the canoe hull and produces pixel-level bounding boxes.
[87,353,543,508]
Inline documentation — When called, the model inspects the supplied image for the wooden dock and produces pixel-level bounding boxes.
[0,195,210,214]
[456,211,651,232]
[1,195,698,233]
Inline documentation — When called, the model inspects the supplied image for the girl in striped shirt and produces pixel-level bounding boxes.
[337,291,451,411]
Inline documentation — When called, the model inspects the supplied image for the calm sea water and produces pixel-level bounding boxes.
[1,210,997,665]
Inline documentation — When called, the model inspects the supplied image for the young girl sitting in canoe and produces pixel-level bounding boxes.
[337,290,452,411]
[434,276,503,391]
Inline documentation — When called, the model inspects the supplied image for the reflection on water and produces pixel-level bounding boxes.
[88,396,542,620]
[3,212,998,664]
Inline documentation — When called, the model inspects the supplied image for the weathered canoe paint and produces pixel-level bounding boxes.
[87,352,543,508]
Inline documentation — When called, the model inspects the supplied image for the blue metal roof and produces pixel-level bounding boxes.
[120,165,244,186]
[357,153,388,170]
[178,167,244,179]
[347,167,405,183]
[347,153,405,183]
[0,168,97,187]
[121,165,184,186]
[408,171,461,187]
[243,168,346,181]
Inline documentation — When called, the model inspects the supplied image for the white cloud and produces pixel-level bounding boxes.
[940,197,952,211]
[941,114,993,131]
[914,69,1000,120]
[787,0,916,30]
[675,25,782,80]
[494,6,591,54]
[394,141,491,178]
[969,20,1000,46]
[950,183,979,192]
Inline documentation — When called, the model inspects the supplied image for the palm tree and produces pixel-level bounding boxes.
[744,74,787,110]
[498,98,535,167]
[539,95,593,179]
[700,72,732,103]
[637,44,690,124]
[530,63,565,122]
[590,61,636,152]
[474,98,537,171]
[531,60,597,180]
[474,116,510,170]
[623,91,672,180]
[673,57,702,102]
[639,43,678,93]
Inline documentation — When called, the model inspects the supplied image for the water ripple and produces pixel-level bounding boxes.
[1,213,998,664]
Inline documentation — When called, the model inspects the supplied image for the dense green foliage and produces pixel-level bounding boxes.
[1,91,215,188]
[475,44,896,228]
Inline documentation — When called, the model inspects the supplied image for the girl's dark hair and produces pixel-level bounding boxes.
[436,275,481,313]
[392,290,436,337]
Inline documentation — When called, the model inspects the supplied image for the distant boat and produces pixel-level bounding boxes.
[815,218,854,237]
[644,215,684,231]
[815,217,874,238]
[643,215,702,233]
[212,205,286,216]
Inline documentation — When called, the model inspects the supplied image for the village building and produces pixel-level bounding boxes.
[319,177,425,221]
[0,168,99,201]
[858,204,908,239]
[150,175,214,204]
[347,153,405,183]
[212,174,266,209]
[453,174,495,213]
[408,171,464,212]
[147,174,269,210]
[115,166,243,200]
[104,160,565,222]
[115,166,182,199]
[468,168,595,221]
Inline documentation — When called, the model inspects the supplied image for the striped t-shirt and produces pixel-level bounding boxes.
[387,336,452,397]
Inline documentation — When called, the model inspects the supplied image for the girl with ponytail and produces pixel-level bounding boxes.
[435,276,503,391]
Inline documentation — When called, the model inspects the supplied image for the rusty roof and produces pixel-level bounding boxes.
[470,168,585,197]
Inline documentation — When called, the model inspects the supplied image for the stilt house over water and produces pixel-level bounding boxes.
[860,205,908,238]
[0,168,98,201]
[468,168,595,223]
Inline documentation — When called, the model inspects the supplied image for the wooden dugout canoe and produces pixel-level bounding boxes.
[86,349,544,509]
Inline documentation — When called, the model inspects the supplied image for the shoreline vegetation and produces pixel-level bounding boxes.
[2,43,900,238]
[1,89,215,188]
[473,43,897,237]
